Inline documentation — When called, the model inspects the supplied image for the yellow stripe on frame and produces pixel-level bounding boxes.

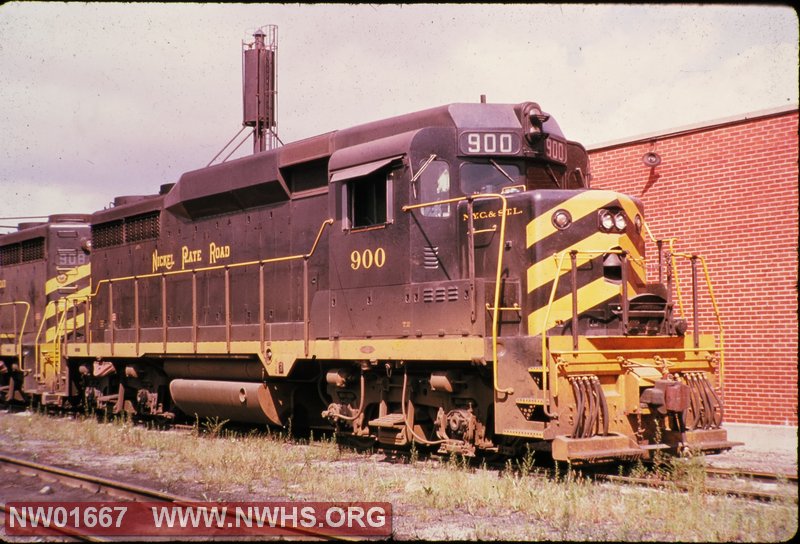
[527,232,611,294]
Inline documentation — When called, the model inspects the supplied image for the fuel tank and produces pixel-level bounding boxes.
[169,379,289,426]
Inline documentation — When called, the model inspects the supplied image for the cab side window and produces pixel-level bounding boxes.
[345,168,397,230]
[419,160,450,218]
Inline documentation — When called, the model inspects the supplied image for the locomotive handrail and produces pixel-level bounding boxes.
[84,218,335,297]
[32,298,76,382]
[541,247,725,398]
[667,238,693,320]
[541,249,636,399]
[663,249,726,388]
[71,218,334,358]
[403,193,514,396]
[0,301,30,370]
[33,299,57,382]
[698,255,725,386]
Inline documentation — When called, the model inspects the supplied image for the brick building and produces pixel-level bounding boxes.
[588,105,798,426]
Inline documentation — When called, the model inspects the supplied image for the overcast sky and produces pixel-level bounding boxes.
[0,3,797,229]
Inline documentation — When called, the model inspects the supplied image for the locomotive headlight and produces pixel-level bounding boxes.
[634,214,643,233]
[599,210,615,231]
[613,212,627,231]
[552,209,572,230]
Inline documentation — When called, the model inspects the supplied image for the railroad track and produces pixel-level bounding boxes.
[0,454,195,503]
[704,465,798,483]
[594,468,798,503]
[3,408,795,508]
[0,454,194,542]
[0,454,360,542]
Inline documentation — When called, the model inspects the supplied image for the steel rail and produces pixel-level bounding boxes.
[596,472,798,503]
[0,454,358,541]
[704,466,798,483]
[0,454,195,503]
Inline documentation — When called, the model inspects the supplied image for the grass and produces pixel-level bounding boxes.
[0,411,796,541]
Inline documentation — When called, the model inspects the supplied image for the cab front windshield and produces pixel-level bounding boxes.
[460,162,523,195]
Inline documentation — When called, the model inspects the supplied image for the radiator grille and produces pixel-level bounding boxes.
[0,244,20,266]
[125,212,160,243]
[92,220,124,249]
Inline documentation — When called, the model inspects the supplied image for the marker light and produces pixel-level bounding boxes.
[552,209,572,230]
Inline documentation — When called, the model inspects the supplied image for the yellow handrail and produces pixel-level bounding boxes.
[541,251,569,398]
[698,255,725,387]
[666,250,725,389]
[84,218,334,298]
[52,218,334,361]
[33,300,56,380]
[0,301,30,370]
[30,297,84,387]
[669,239,687,319]
[403,193,514,395]
[540,249,631,399]
[540,246,725,397]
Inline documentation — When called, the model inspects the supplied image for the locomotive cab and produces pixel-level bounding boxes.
[318,101,733,461]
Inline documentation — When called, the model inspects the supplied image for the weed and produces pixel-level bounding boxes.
[1,412,796,542]
[200,416,229,437]
[516,444,536,477]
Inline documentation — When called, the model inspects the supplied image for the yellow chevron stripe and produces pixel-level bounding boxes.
[45,264,91,295]
[527,232,612,294]
[43,286,92,321]
[45,313,85,343]
[617,234,646,285]
[616,194,643,230]
[527,277,635,335]
[526,190,620,248]
[527,233,646,294]
[614,193,646,284]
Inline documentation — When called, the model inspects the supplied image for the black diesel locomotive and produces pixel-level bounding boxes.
[1,100,734,462]
[0,32,735,463]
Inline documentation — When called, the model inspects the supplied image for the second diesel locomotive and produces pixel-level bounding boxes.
[1,99,735,462]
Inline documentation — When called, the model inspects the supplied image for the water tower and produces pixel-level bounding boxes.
[242,25,278,153]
